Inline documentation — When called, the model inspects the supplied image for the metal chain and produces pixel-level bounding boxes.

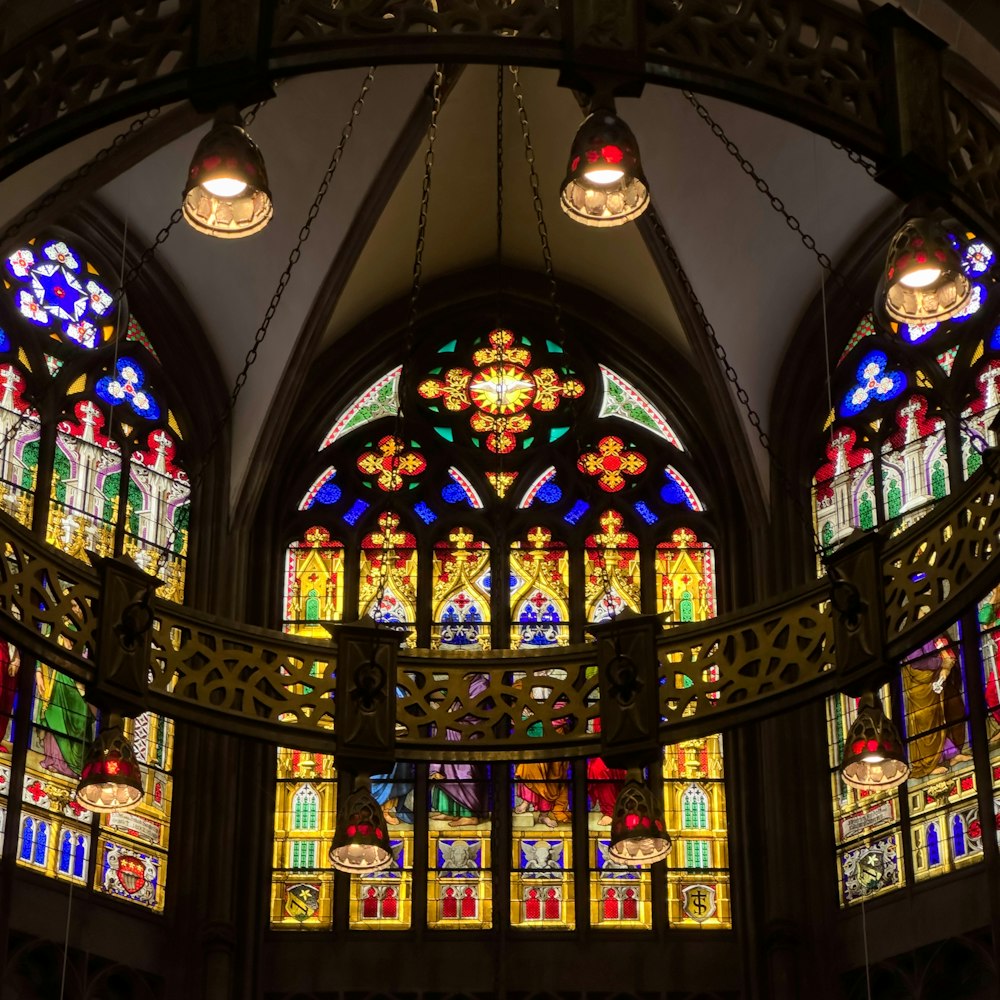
[2,107,162,247]
[831,139,879,178]
[509,66,563,344]
[159,67,378,564]
[647,205,825,557]
[682,90,856,293]
[496,64,504,328]
[229,67,376,415]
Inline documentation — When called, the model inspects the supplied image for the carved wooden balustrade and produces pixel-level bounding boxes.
[0,454,998,757]
[1,1,1000,243]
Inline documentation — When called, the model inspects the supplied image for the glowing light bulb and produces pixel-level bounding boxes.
[202,176,249,198]
[584,166,625,185]
[899,266,942,288]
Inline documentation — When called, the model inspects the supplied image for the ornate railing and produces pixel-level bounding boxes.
[1,454,998,757]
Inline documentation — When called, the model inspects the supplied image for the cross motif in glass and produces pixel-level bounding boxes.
[577,435,647,492]
[356,435,426,491]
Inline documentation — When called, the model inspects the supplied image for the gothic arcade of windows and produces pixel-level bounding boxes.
[272,323,731,932]
[811,232,1000,904]
[0,231,190,912]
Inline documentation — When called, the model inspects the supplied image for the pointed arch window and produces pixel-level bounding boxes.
[272,321,730,932]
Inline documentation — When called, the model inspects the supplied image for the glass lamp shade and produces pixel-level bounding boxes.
[329,780,393,873]
[840,691,910,791]
[182,115,273,239]
[560,111,649,228]
[75,720,144,813]
[879,218,972,324]
[607,770,671,865]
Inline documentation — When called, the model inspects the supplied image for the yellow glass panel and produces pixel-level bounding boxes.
[511,762,574,929]
[283,528,345,636]
[584,509,640,621]
[509,527,569,648]
[271,748,337,928]
[432,528,491,650]
[359,512,417,643]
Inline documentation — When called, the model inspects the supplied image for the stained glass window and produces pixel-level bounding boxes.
[360,512,417,638]
[0,362,39,527]
[509,528,569,648]
[432,528,491,650]
[814,234,996,906]
[584,510,640,622]
[511,762,574,929]
[274,319,726,933]
[18,677,173,911]
[0,637,18,851]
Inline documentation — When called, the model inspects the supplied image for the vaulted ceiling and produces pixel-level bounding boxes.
[1,1,998,516]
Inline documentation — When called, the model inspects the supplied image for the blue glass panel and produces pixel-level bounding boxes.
[563,500,589,525]
[413,501,437,524]
[839,351,906,417]
[535,481,562,505]
[342,499,370,525]
[633,500,658,525]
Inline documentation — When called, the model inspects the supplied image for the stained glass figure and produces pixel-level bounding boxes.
[0,362,40,527]
[432,528,491,650]
[578,436,647,492]
[359,513,417,642]
[5,239,115,348]
[584,510,640,623]
[321,366,401,448]
[509,528,569,648]
[417,328,584,454]
[511,763,574,929]
[428,766,492,929]
[283,527,345,637]
[125,429,189,601]
[812,427,876,552]
[47,401,121,561]
[272,749,337,927]
[880,395,947,533]
[899,631,980,882]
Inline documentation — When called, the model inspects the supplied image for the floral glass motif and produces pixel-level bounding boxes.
[584,510,641,622]
[417,328,584,454]
[95,357,160,419]
[578,436,647,492]
[5,240,114,348]
[432,528,491,650]
[840,350,907,417]
[356,435,426,492]
[509,528,570,648]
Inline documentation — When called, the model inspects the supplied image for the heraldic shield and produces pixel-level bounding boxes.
[681,882,717,923]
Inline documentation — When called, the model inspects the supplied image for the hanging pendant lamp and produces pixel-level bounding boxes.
[560,109,649,227]
[607,767,671,865]
[878,217,972,325]
[76,714,144,813]
[840,690,910,791]
[329,775,394,873]
[182,107,273,239]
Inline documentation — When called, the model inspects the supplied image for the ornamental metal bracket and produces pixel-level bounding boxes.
[329,619,404,772]
[89,553,160,714]
[826,530,891,697]
[588,610,664,767]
